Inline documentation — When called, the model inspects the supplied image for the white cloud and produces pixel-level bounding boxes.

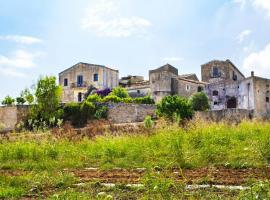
[0,67,26,78]
[0,35,42,45]
[0,50,43,78]
[243,43,270,77]
[253,0,270,16]
[233,0,248,9]
[237,29,252,43]
[162,57,184,62]
[80,0,151,37]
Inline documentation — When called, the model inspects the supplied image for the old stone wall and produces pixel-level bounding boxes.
[177,78,205,98]
[194,109,253,123]
[107,103,157,123]
[0,106,29,132]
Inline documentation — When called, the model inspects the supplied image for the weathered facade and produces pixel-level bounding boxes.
[149,64,205,102]
[59,63,119,103]
[203,60,270,117]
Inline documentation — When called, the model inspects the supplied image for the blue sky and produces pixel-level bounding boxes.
[1,0,270,99]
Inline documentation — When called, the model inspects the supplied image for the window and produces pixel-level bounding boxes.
[137,90,140,94]
[77,75,83,87]
[233,71,237,81]
[267,84,269,88]
[186,85,190,91]
[197,86,203,92]
[214,101,218,105]
[212,90,219,96]
[93,74,98,82]
[213,67,220,77]
[266,97,269,103]
[78,92,82,102]
[64,78,68,86]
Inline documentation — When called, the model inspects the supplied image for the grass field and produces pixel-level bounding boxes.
[1,120,270,199]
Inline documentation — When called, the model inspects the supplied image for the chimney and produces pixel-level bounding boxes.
[251,71,254,77]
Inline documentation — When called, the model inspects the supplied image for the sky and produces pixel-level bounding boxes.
[1,0,270,99]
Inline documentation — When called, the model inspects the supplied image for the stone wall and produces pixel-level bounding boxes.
[107,103,157,123]
[194,109,253,123]
[0,105,29,132]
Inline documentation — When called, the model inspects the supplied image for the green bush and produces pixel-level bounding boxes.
[122,97,133,103]
[1,96,15,106]
[190,92,210,111]
[144,116,154,129]
[80,101,96,121]
[86,94,102,103]
[16,97,26,105]
[103,95,122,103]
[110,87,129,98]
[134,96,155,104]
[94,106,108,119]
[157,95,193,121]
[63,103,81,126]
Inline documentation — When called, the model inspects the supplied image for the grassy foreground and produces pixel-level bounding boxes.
[1,120,270,199]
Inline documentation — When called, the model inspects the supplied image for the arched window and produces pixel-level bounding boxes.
[212,90,219,96]
[197,86,203,92]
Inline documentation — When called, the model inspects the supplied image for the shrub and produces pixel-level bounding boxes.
[94,106,108,119]
[190,92,210,111]
[63,103,82,126]
[16,97,26,105]
[134,96,155,104]
[80,101,96,121]
[103,95,122,103]
[1,95,15,106]
[156,95,193,121]
[122,97,133,104]
[110,87,129,98]
[86,94,102,103]
[144,116,154,129]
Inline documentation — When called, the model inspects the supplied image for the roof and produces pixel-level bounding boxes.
[178,77,207,85]
[201,59,245,78]
[179,73,199,81]
[59,62,119,75]
[149,64,178,75]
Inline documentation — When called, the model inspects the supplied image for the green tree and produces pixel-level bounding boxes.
[21,88,34,105]
[109,87,129,98]
[190,92,210,111]
[1,95,15,106]
[27,76,63,129]
[16,97,26,105]
[156,95,193,121]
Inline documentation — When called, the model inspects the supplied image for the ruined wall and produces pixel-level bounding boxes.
[0,106,29,132]
[108,103,156,123]
[195,109,253,123]
[201,60,245,83]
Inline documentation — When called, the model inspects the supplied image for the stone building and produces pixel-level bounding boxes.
[59,62,119,103]
[202,60,270,117]
[149,64,206,102]
[119,75,150,97]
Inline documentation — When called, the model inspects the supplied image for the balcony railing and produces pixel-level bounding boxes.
[71,82,88,88]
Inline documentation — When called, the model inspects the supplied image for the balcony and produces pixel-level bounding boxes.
[71,81,88,88]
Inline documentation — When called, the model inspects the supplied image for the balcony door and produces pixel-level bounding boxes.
[77,75,83,87]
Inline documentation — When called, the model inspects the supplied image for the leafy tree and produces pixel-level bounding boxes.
[1,95,15,106]
[21,88,34,105]
[156,95,193,121]
[16,97,26,105]
[109,87,129,98]
[26,76,63,129]
[190,92,210,111]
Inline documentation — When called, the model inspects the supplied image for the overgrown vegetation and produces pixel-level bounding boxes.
[156,95,193,122]
[1,120,270,199]
[190,91,210,111]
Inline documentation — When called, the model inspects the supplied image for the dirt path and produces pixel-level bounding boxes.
[72,167,270,185]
